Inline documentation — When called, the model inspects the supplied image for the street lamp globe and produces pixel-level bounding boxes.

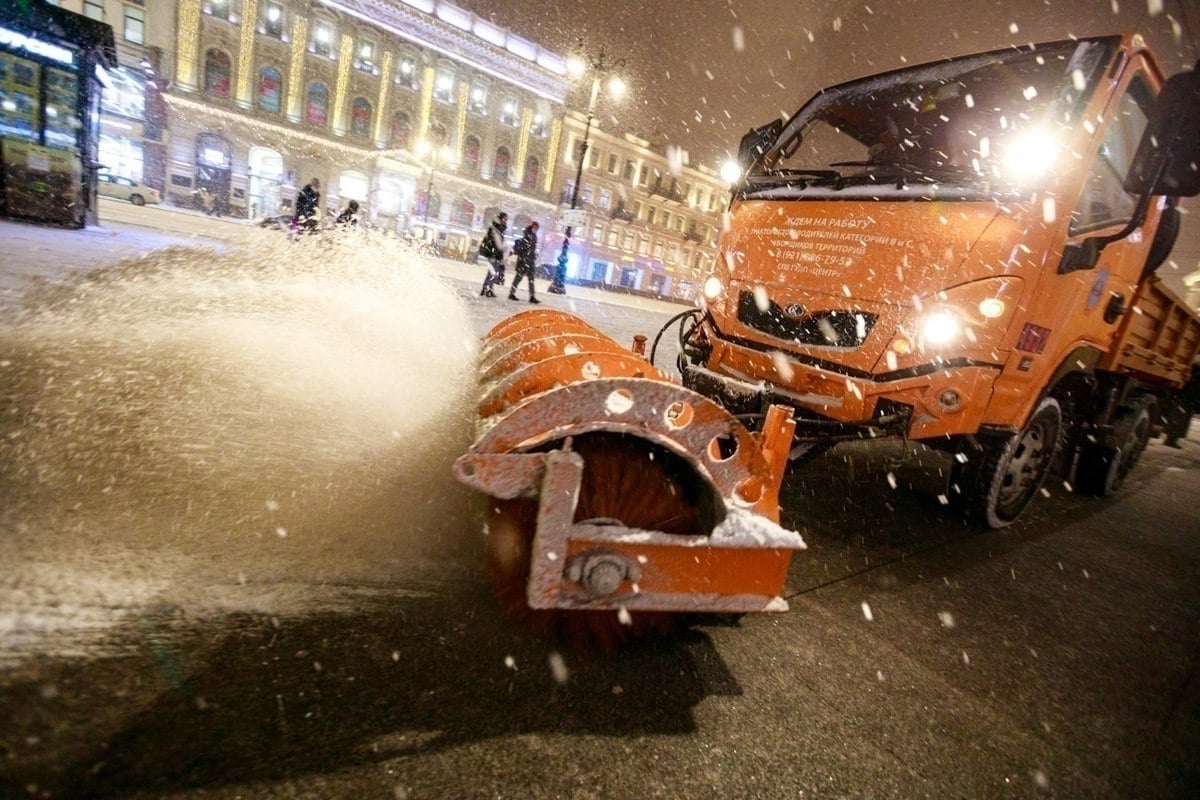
[720,159,743,184]
[607,76,626,98]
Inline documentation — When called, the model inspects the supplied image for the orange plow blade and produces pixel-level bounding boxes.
[454,310,806,620]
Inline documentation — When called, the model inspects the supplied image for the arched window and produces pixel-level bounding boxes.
[419,191,441,219]
[350,97,371,137]
[428,120,447,147]
[452,198,474,226]
[306,82,328,126]
[204,49,231,98]
[391,111,411,149]
[257,66,282,113]
[493,146,511,183]
[463,135,481,174]
[522,156,540,190]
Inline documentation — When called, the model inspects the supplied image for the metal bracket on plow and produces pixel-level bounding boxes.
[455,449,807,614]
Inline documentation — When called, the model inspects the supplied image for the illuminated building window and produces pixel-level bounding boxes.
[123,6,144,44]
[530,114,546,137]
[433,72,454,103]
[312,22,335,58]
[390,111,411,149]
[258,66,282,113]
[204,49,232,98]
[204,0,234,22]
[350,97,372,137]
[262,3,284,38]
[355,40,375,73]
[83,0,104,21]
[452,198,474,226]
[522,156,539,190]
[468,85,487,115]
[463,134,481,173]
[499,99,518,127]
[493,146,511,183]
[306,81,328,126]
[394,55,418,90]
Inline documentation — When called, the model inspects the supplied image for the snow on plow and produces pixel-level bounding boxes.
[453,309,805,633]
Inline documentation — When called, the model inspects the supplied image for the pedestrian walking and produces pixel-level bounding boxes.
[509,221,541,304]
[293,178,321,234]
[478,211,508,297]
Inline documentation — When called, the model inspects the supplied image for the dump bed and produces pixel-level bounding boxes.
[1105,275,1200,388]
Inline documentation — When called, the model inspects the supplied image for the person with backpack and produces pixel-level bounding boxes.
[478,212,508,297]
[509,221,541,304]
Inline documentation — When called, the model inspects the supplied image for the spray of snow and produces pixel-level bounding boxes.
[0,231,480,665]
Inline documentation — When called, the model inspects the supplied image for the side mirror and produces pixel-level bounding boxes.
[737,119,783,169]
[1125,61,1200,197]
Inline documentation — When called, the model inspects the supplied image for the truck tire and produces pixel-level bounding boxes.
[1075,400,1154,496]
[954,397,1062,529]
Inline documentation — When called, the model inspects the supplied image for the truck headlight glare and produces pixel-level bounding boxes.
[921,309,961,345]
[703,276,724,300]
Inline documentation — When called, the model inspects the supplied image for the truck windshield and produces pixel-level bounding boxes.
[749,38,1116,198]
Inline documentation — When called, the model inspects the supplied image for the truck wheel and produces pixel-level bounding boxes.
[1075,401,1154,496]
[954,397,1062,529]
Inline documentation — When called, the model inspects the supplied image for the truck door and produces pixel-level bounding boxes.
[1059,59,1162,350]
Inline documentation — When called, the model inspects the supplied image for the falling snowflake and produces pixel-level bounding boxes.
[548,651,569,684]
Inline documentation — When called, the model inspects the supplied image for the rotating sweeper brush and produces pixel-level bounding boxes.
[453,309,806,645]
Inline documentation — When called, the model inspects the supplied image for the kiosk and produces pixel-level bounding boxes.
[0,0,115,227]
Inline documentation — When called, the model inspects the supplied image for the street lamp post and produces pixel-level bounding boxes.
[550,47,624,295]
[416,139,454,241]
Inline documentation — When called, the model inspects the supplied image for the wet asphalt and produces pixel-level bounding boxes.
[1,249,1198,799]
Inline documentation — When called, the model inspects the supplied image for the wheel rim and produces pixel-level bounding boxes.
[996,416,1055,516]
[1114,412,1151,485]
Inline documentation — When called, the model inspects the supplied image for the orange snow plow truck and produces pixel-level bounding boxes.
[456,35,1200,634]
[686,34,1200,529]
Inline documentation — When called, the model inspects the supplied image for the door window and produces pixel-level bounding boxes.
[1070,74,1153,235]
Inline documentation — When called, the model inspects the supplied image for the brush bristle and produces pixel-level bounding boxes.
[485,434,702,650]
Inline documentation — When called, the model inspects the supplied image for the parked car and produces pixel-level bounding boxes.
[255,213,293,230]
[96,173,161,206]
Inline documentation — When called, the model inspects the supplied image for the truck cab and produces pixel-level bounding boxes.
[683,34,1200,527]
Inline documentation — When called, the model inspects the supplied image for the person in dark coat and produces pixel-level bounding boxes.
[1162,362,1200,447]
[508,221,541,303]
[293,178,321,233]
[478,212,508,297]
[336,199,359,227]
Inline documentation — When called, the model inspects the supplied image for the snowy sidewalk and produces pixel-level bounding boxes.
[0,207,686,317]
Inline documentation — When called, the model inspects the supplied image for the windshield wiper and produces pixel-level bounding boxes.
[744,168,846,192]
[829,160,973,185]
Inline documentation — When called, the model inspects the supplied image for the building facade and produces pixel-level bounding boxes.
[551,110,727,302]
[48,0,569,258]
[38,0,731,298]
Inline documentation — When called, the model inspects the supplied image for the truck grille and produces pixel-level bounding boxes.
[736,291,876,348]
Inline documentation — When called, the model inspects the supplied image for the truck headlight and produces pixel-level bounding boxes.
[921,309,961,345]
[703,276,724,300]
